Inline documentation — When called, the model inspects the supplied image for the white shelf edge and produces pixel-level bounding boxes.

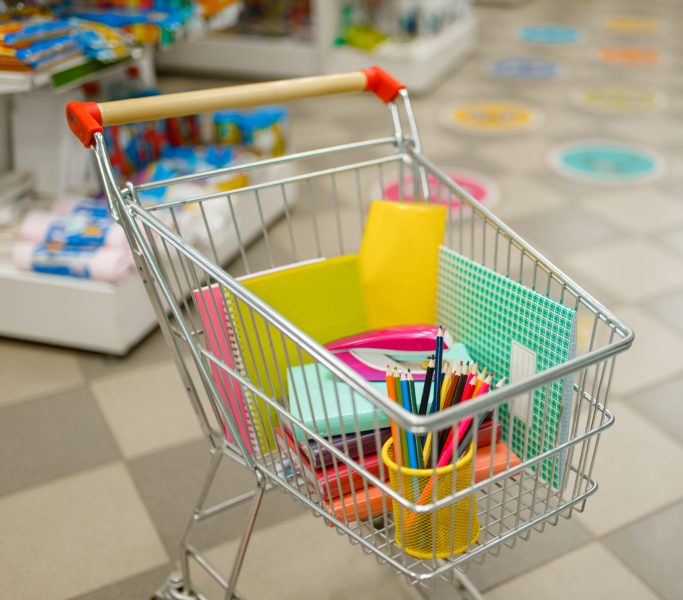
[325,13,477,93]
[156,33,320,78]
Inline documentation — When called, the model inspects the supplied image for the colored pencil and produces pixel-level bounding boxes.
[408,371,424,469]
[430,327,444,415]
[436,363,463,453]
[473,368,488,396]
[400,373,418,469]
[406,368,501,530]
[452,362,470,405]
[385,365,403,470]
[394,369,409,467]
[418,356,435,415]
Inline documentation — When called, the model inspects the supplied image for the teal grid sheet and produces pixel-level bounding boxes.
[436,246,577,488]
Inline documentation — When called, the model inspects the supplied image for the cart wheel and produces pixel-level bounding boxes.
[152,571,209,600]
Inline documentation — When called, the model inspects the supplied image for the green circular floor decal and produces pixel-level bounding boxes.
[518,24,581,45]
[549,140,665,184]
[571,83,667,114]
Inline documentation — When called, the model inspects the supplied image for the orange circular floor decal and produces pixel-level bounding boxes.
[598,46,661,66]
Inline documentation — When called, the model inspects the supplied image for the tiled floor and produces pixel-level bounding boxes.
[3,1,683,599]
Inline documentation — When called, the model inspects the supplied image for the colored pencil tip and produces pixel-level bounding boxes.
[496,377,506,388]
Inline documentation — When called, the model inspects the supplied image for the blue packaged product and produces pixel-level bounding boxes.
[13,242,132,282]
[239,106,289,156]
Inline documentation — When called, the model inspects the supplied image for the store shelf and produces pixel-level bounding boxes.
[157,1,476,93]
[157,32,320,78]
[0,54,139,96]
[0,161,296,354]
[0,262,156,354]
[325,13,477,93]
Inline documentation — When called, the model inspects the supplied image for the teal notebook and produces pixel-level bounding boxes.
[287,345,472,441]
[436,246,577,488]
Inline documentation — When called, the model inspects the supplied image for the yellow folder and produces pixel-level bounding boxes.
[225,255,368,451]
[359,201,447,329]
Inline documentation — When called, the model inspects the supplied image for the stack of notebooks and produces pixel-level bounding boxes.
[277,400,520,523]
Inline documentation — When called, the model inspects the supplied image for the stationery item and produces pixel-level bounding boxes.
[474,419,501,448]
[386,366,403,470]
[439,366,452,410]
[359,200,447,329]
[275,427,387,501]
[328,483,386,523]
[383,438,479,557]
[435,363,463,454]
[193,285,256,453]
[452,362,470,405]
[407,371,424,469]
[393,369,409,465]
[280,419,391,470]
[287,362,391,441]
[326,325,469,382]
[436,246,577,487]
[400,373,419,469]
[431,326,445,415]
[227,254,369,451]
[474,441,521,482]
[418,356,435,415]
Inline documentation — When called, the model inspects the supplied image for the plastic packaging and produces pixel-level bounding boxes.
[13,241,132,282]
[239,106,289,157]
[19,208,127,249]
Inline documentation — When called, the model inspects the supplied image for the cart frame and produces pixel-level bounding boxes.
[68,68,633,600]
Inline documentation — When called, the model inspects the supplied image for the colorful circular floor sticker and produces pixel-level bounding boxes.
[374,168,500,213]
[571,83,667,114]
[605,16,660,35]
[598,46,662,66]
[518,25,581,45]
[487,57,563,81]
[441,100,544,135]
[549,140,665,184]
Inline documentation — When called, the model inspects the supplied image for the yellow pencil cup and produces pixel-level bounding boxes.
[381,438,479,559]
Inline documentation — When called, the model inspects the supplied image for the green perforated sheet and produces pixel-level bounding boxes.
[436,246,577,487]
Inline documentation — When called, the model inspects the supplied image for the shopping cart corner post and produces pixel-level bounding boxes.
[416,568,485,600]
[224,470,268,600]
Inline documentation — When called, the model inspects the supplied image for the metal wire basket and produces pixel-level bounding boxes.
[67,68,633,600]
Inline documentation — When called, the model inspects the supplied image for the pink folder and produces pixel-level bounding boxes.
[193,284,254,454]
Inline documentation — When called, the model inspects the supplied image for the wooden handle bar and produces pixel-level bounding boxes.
[66,67,404,147]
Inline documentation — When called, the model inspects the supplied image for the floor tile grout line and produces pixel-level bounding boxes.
[595,496,683,542]
[482,538,594,596]
[0,458,120,501]
[85,378,174,573]
[0,380,88,412]
[599,543,667,600]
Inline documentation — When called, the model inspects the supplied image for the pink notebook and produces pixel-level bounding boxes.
[193,284,255,455]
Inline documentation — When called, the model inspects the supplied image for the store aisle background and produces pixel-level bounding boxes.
[2,1,683,599]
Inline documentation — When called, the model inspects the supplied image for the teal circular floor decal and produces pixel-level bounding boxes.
[488,57,562,81]
[549,140,665,184]
[519,25,581,45]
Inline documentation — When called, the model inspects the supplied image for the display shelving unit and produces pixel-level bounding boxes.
[157,0,476,93]
[0,3,257,355]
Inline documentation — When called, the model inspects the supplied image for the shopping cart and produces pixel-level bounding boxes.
[67,68,633,600]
